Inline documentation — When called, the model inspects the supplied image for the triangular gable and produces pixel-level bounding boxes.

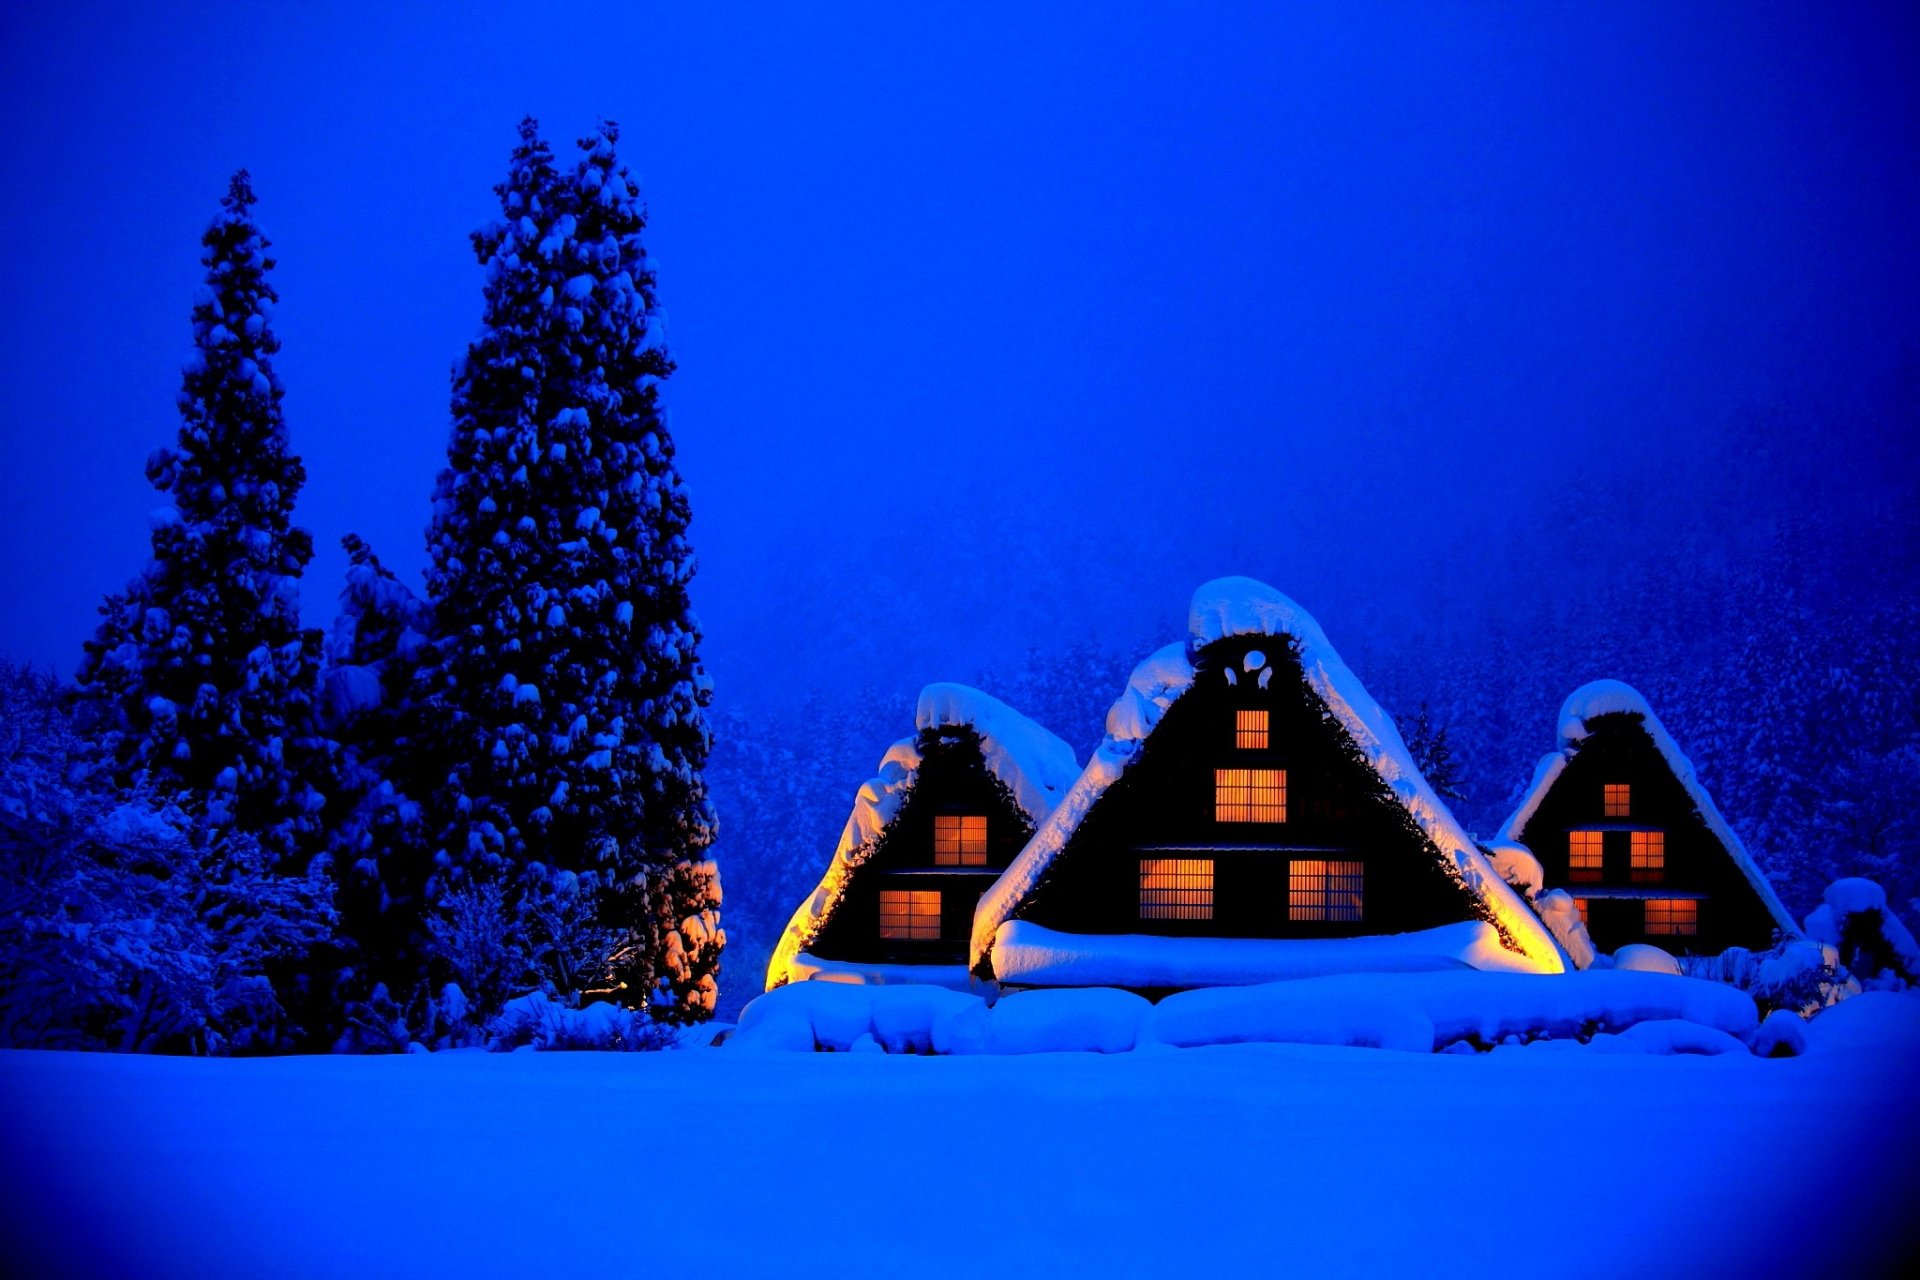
[1495,679,1797,937]
[766,684,1079,989]
[972,578,1566,976]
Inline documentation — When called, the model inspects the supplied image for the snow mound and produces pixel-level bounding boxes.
[785,954,975,991]
[1143,970,1757,1052]
[487,994,669,1052]
[1750,1009,1808,1058]
[991,920,1538,989]
[974,578,1564,976]
[1497,679,1797,939]
[1801,991,1920,1055]
[938,988,1151,1055]
[1534,889,1599,970]
[1484,840,1543,898]
[733,980,981,1053]
[767,685,1078,990]
[1592,1019,1750,1056]
[1613,943,1683,975]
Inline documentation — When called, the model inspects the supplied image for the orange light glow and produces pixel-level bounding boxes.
[1235,709,1270,750]
[1289,859,1364,921]
[933,814,988,866]
[1630,830,1665,884]
[878,889,941,939]
[1568,830,1605,882]
[1140,858,1214,920]
[1216,768,1286,823]
[1603,783,1630,817]
[1574,897,1590,925]
[1645,898,1698,936]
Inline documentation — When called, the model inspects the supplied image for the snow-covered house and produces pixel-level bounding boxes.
[765,685,1079,990]
[1497,680,1797,957]
[971,579,1565,990]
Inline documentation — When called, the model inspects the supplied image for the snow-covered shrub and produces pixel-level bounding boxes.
[425,882,529,1026]
[1803,878,1919,989]
[1683,937,1853,1017]
[487,992,671,1052]
[0,663,334,1053]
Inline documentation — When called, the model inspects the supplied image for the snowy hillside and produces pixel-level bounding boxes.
[4,994,1918,1278]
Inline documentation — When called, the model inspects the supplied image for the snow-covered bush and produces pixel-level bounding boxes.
[1803,877,1919,989]
[487,992,671,1052]
[1683,937,1853,1017]
[0,663,334,1053]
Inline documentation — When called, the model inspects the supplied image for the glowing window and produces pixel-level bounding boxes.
[1140,858,1213,920]
[1644,899,1698,936]
[1568,831,1605,882]
[1630,831,1665,884]
[1235,709,1269,750]
[878,890,941,940]
[933,814,988,866]
[1289,859,1364,922]
[1574,897,1590,926]
[1603,784,1630,817]
[1215,768,1286,823]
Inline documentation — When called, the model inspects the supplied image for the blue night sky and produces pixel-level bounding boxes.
[2,2,1915,712]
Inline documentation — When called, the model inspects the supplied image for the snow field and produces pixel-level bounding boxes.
[3,994,1916,1279]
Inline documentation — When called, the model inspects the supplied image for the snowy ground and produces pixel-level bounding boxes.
[3,995,1918,1279]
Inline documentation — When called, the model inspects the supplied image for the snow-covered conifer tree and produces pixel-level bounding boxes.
[76,171,330,862]
[420,119,720,1021]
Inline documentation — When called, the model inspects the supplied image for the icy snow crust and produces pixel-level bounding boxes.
[1495,678,1798,944]
[972,578,1566,977]
[765,685,1078,990]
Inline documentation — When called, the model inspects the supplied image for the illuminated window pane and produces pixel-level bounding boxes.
[1574,897,1590,926]
[1603,784,1630,817]
[1289,859,1364,922]
[1235,709,1269,750]
[1644,899,1698,936]
[1630,831,1665,884]
[1568,830,1605,883]
[1140,858,1213,920]
[1215,768,1286,823]
[878,889,942,940]
[933,814,988,866]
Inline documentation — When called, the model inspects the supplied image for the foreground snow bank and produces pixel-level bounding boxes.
[1149,970,1758,1052]
[737,969,1764,1057]
[992,919,1539,988]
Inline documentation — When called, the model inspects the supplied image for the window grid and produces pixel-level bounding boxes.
[1140,858,1214,920]
[1215,768,1286,823]
[1574,897,1590,926]
[1289,859,1365,922]
[933,814,988,866]
[878,889,942,940]
[1630,830,1665,884]
[1644,899,1698,937]
[1603,784,1631,818]
[1235,709,1270,750]
[1568,830,1605,883]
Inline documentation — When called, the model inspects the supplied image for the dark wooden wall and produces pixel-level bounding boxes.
[1517,712,1782,954]
[1011,636,1485,940]
[809,724,1035,965]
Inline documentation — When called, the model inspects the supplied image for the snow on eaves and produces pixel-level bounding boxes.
[973,577,1566,976]
[1495,679,1798,939]
[765,685,1078,991]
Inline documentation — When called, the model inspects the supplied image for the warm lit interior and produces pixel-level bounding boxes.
[1644,898,1698,936]
[1235,709,1269,750]
[933,814,988,866]
[1574,897,1590,925]
[1568,830,1605,882]
[1289,859,1364,922]
[1215,768,1286,823]
[1603,783,1630,817]
[878,889,942,939]
[1139,858,1214,920]
[1630,830,1665,883]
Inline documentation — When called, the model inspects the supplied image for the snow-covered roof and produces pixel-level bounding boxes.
[972,578,1567,976]
[765,685,1079,990]
[1495,678,1797,937]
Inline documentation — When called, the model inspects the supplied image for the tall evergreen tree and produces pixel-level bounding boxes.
[77,171,329,862]
[420,119,720,1021]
